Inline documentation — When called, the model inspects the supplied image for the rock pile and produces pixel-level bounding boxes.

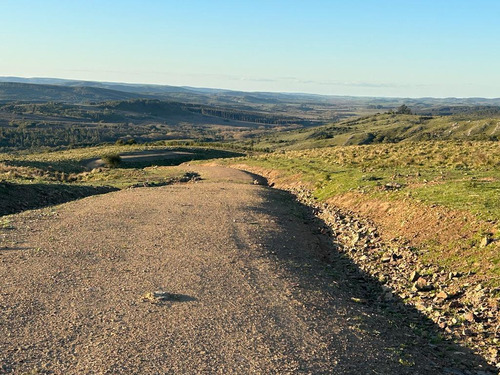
[279,183,499,370]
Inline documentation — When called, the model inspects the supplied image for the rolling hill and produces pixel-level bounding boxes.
[252,112,500,150]
[2,77,500,114]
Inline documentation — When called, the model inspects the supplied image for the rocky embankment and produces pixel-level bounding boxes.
[241,165,500,371]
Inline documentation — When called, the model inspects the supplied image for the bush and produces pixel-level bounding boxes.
[101,153,122,168]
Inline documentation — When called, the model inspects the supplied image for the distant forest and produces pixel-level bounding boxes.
[0,99,309,150]
[1,80,499,151]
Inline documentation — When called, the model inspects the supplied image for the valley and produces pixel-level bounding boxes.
[0,78,499,373]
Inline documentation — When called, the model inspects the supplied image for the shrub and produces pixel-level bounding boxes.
[101,153,122,168]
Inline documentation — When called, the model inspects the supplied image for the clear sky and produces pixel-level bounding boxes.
[1,0,499,98]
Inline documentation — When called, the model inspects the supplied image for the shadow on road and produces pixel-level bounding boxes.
[0,246,31,252]
[250,187,496,374]
[0,181,117,217]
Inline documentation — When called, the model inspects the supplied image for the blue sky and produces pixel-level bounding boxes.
[1,0,499,97]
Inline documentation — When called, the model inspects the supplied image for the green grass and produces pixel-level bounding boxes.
[235,141,500,221]
[409,177,500,219]
[223,140,500,286]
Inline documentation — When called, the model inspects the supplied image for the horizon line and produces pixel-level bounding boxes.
[1,75,499,101]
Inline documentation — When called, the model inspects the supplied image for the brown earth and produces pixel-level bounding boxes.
[325,192,482,248]
[0,167,496,374]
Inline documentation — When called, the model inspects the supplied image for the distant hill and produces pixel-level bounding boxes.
[0,77,191,94]
[2,76,499,107]
[0,77,327,106]
[0,82,148,103]
[1,77,500,119]
[103,99,305,125]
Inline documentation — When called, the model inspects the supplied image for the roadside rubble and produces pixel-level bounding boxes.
[290,184,499,370]
[233,164,499,371]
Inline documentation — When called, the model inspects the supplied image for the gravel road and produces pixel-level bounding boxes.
[0,167,494,374]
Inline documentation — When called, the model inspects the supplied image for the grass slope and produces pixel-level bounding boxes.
[226,140,500,286]
[252,113,500,151]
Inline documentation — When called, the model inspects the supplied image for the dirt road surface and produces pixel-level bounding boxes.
[0,167,494,374]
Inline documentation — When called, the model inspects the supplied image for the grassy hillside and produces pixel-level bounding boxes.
[221,140,500,366]
[225,140,500,285]
[252,113,500,151]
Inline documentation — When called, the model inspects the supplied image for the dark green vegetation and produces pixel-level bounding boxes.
[101,153,122,168]
[0,99,316,150]
[1,78,500,154]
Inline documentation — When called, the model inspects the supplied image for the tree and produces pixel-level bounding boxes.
[396,104,412,115]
